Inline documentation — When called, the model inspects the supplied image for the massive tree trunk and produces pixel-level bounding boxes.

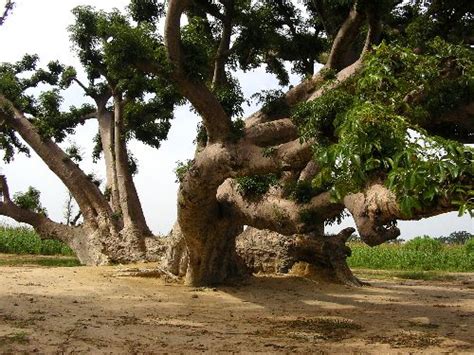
[183,217,246,286]
[174,146,249,286]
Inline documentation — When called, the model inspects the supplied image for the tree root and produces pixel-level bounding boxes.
[115,267,181,283]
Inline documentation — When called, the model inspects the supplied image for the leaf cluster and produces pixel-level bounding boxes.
[13,187,47,216]
[293,38,474,216]
[236,173,278,197]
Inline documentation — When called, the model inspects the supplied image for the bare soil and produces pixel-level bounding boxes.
[0,259,473,354]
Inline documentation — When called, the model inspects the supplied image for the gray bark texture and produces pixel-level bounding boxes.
[236,227,363,287]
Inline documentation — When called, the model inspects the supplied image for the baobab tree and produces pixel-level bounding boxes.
[145,0,472,286]
[0,3,180,264]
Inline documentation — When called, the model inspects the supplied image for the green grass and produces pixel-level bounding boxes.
[0,331,29,346]
[0,225,74,256]
[0,255,81,267]
[348,237,474,272]
[353,269,459,281]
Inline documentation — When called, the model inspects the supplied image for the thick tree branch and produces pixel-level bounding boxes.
[0,96,114,223]
[362,7,382,54]
[0,0,14,26]
[113,94,152,236]
[76,111,98,124]
[244,119,298,146]
[246,55,363,127]
[236,138,313,176]
[165,0,232,143]
[0,175,76,243]
[298,161,320,182]
[421,101,474,144]
[217,179,343,236]
[0,175,11,202]
[212,0,234,88]
[326,3,365,71]
[344,184,460,246]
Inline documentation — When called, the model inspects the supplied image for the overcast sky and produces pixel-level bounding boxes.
[0,0,472,238]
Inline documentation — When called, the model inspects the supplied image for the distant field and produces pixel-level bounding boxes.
[348,237,474,272]
[0,225,74,256]
[1,224,473,273]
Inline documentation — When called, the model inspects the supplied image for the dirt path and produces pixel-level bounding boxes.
[0,263,473,353]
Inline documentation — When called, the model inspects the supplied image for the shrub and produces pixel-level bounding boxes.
[465,238,474,255]
[404,236,442,253]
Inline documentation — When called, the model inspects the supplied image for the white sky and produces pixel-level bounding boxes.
[0,0,472,238]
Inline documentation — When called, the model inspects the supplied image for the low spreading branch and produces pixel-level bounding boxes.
[344,184,460,246]
[217,179,343,236]
[0,175,77,243]
[244,119,298,147]
[236,138,313,176]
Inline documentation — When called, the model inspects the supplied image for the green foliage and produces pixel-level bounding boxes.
[292,88,353,143]
[212,79,245,118]
[236,174,278,197]
[13,187,47,216]
[69,5,181,149]
[231,0,327,82]
[0,55,93,160]
[299,208,321,226]
[404,236,442,253]
[438,230,473,244]
[400,0,474,49]
[262,146,276,158]
[251,89,289,116]
[65,143,83,163]
[181,16,214,82]
[174,159,193,183]
[348,236,474,272]
[0,225,74,256]
[319,67,337,80]
[128,0,164,25]
[465,238,474,255]
[230,118,245,142]
[293,39,474,215]
[284,180,316,203]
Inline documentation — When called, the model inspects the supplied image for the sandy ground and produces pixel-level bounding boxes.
[0,261,473,354]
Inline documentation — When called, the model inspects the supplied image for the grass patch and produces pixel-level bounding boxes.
[0,225,74,256]
[348,238,474,272]
[0,254,80,267]
[353,269,458,281]
[0,332,29,346]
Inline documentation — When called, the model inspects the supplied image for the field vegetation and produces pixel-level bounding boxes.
[0,224,73,255]
[349,234,474,272]
[0,224,472,274]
